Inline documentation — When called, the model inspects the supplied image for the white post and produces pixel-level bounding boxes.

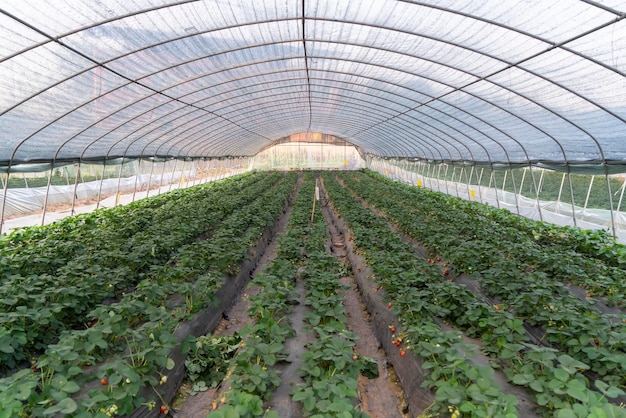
[41,165,54,226]
[583,175,595,211]
[71,162,81,215]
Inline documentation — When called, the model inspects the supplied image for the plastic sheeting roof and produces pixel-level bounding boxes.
[1,0,626,168]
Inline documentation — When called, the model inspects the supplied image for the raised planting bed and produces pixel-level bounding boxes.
[328,170,626,417]
[0,172,299,417]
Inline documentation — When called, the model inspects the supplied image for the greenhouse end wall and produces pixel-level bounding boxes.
[369,157,626,244]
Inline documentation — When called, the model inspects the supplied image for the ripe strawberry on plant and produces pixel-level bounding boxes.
[101,377,108,385]
[160,405,168,414]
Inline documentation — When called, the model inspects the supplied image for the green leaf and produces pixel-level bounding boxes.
[554,368,570,382]
[566,379,589,403]
[166,357,175,370]
[554,408,578,418]
[42,398,78,416]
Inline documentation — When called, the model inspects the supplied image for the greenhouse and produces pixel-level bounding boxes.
[1,1,626,417]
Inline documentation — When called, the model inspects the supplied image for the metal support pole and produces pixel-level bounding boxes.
[467,165,474,200]
[114,160,124,207]
[443,164,450,196]
[451,167,459,198]
[528,165,544,222]
[158,160,167,195]
[617,178,626,213]
[71,162,81,216]
[509,167,521,215]
[490,167,501,209]
[147,159,156,197]
[604,166,617,237]
[583,175,595,212]
[567,166,577,226]
[477,167,485,203]
[131,159,141,203]
[41,165,54,226]
[169,158,179,192]
[557,172,566,208]
[0,169,11,235]
[96,161,107,209]
[437,164,443,193]
[519,167,527,197]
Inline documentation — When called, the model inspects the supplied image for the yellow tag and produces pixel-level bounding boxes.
[469,189,475,199]
[385,170,389,176]
[181,176,186,185]
[343,160,348,165]
[115,192,121,205]
[417,179,423,187]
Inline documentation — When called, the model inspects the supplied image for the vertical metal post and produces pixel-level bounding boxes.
[443,164,450,195]
[437,164,443,193]
[583,175,595,211]
[537,169,545,196]
[466,165,474,200]
[131,159,141,203]
[98,161,109,209]
[490,167,501,209]
[0,169,11,235]
[169,158,179,192]
[567,165,577,226]
[450,166,458,197]
[509,167,521,215]
[557,172,565,206]
[519,167,527,197]
[604,166,617,237]
[178,160,186,189]
[158,159,167,195]
[114,160,124,207]
[41,164,54,226]
[477,167,485,203]
[617,178,626,212]
[528,165,544,222]
[147,159,156,197]
[71,162,81,215]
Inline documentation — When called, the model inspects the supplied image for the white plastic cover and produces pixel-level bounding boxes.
[1,0,626,168]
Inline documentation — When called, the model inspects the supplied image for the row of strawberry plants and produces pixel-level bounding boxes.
[208,175,313,417]
[210,173,371,417]
[322,173,520,417]
[333,171,625,417]
[291,176,370,417]
[0,172,298,417]
[363,170,626,306]
[0,172,283,371]
[341,171,626,388]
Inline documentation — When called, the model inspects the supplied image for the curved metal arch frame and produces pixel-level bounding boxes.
[202,68,536,164]
[0,29,561,165]
[189,104,430,158]
[106,49,565,164]
[1,9,623,166]
[157,84,464,162]
[159,99,397,158]
[221,95,478,162]
[189,78,512,163]
[23,48,552,171]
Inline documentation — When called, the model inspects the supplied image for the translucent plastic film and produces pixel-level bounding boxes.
[1,0,625,169]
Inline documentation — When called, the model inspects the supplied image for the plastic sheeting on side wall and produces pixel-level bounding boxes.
[377,164,626,244]
[0,171,193,217]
